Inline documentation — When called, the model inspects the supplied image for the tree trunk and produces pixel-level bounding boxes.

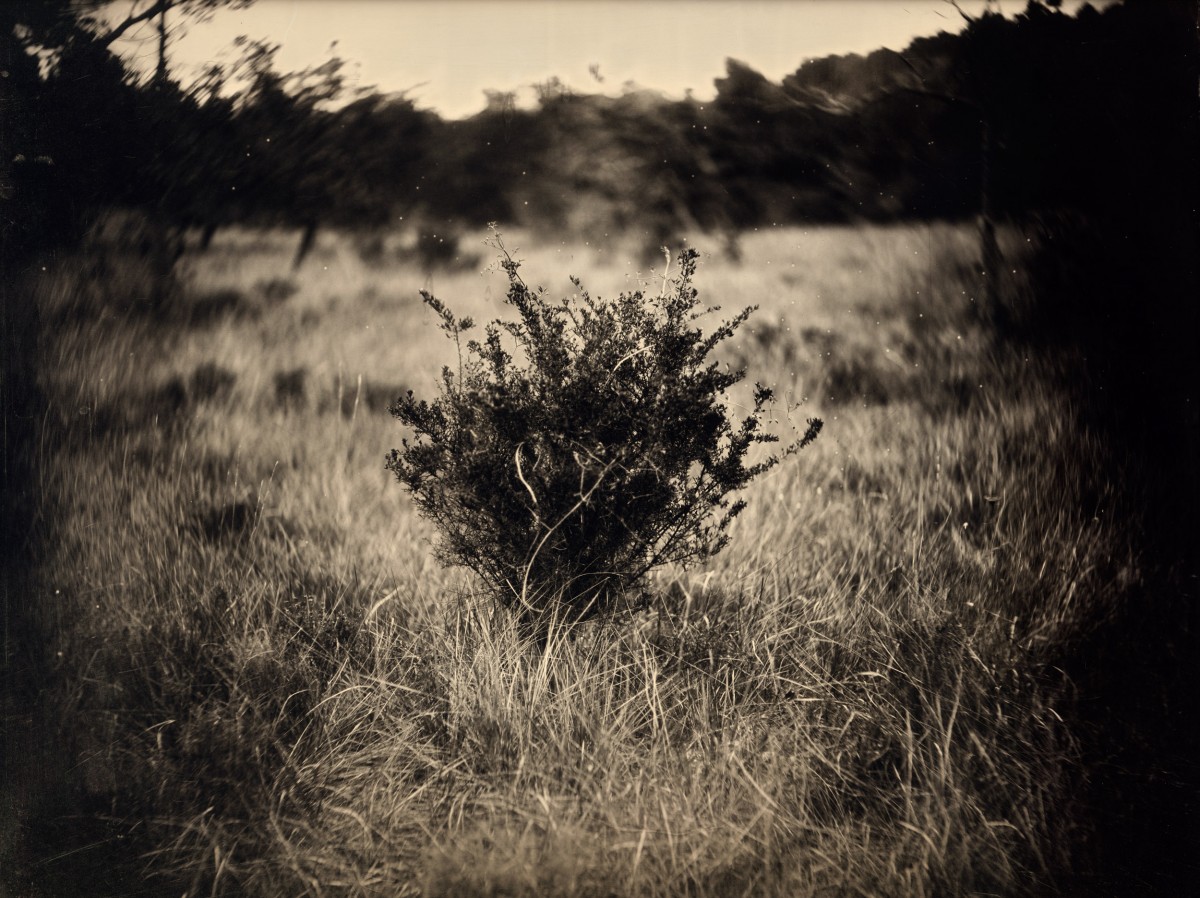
[155,5,168,88]
[293,221,318,270]
[199,222,218,252]
[979,115,1003,323]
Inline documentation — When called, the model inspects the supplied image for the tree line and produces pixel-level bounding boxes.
[1,0,1194,268]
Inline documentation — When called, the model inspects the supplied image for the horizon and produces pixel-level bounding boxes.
[110,0,1110,119]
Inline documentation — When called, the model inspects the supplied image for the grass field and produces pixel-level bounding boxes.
[6,220,1157,895]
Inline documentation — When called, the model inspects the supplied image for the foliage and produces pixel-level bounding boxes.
[387,238,820,623]
[6,0,1192,271]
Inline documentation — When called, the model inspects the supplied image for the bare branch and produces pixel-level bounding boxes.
[946,0,975,24]
[514,444,539,507]
[95,0,173,49]
[894,85,982,113]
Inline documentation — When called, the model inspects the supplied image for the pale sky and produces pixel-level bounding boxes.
[111,0,1106,118]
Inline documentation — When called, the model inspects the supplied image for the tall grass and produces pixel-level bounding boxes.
[11,222,1138,896]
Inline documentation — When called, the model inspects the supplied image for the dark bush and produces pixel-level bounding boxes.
[273,367,309,410]
[412,229,480,273]
[188,362,237,403]
[387,236,820,627]
[257,278,300,304]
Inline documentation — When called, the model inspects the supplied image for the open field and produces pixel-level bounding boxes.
[5,221,1172,895]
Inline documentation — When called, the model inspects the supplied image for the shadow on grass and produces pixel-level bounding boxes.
[1006,208,1200,896]
[3,268,187,898]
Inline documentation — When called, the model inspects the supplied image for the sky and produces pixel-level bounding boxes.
[112,0,1106,118]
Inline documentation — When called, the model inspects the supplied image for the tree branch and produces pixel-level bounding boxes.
[946,0,976,25]
[95,0,174,49]
[894,85,982,113]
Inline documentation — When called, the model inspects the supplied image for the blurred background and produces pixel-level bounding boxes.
[4,0,1191,269]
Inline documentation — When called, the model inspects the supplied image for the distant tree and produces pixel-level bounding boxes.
[908,0,1197,317]
[846,2,1022,315]
[80,1,254,68]
[224,39,344,264]
[1,0,256,265]
[2,2,143,258]
[217,39,428,267]
[710,59,852,225]
[424,99,539,226]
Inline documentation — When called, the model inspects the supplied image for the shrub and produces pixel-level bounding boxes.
[412,228,480,273]
[387,236,821,626]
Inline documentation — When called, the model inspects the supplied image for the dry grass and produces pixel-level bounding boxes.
[16,221,1133,896]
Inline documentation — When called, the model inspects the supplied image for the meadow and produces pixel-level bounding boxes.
[11,220,1142,896]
